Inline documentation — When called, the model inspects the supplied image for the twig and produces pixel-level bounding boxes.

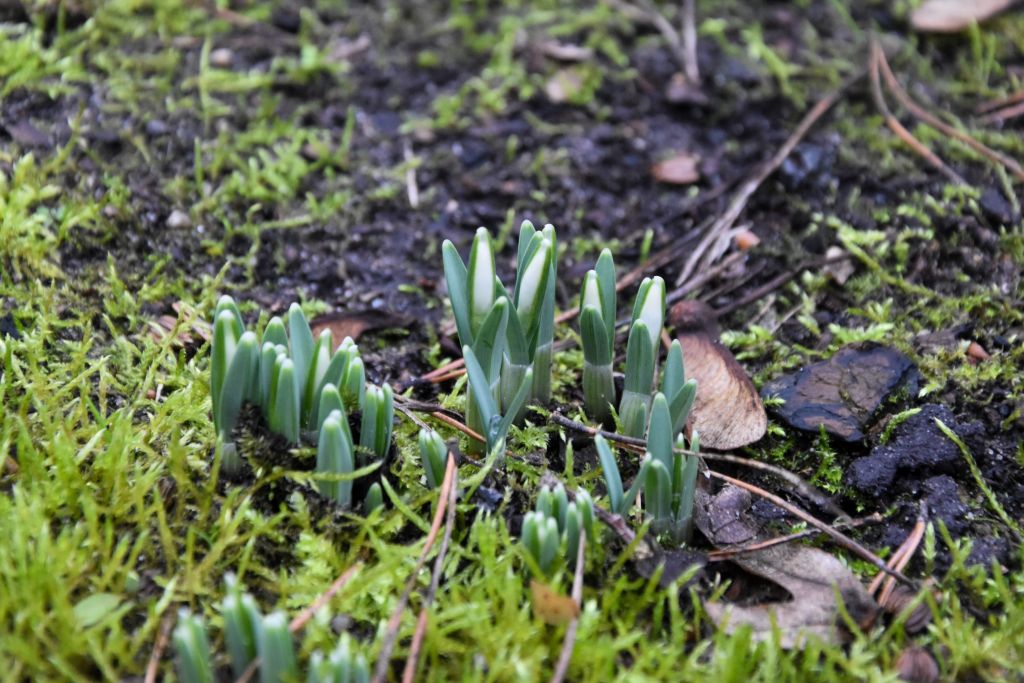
[430,411,484,444]
[402,455,459,683]
[979,99,1024,125]
[550,534,586,683]
[869,505,925,606]
[674,73,855,286]
[976,89,1024,114]
[711,471,914,586]
[372,451,458,682]
[875,49,1024,180]
[707,513,883,561]
[143,611,176,683]
[404,140,420,208]
[868,40,966,186]
[289,564,364,633]
[549,412,843,517]
[605,0,688,74]
[711,252,852,319]
[681,0,700,85]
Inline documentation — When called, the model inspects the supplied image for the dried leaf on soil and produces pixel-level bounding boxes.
[695,484,759,545]
[704,544,878,648]
[669,301,767,449]
[651,152,701,185]
[910,0,1017,33]
[310,310,410,348]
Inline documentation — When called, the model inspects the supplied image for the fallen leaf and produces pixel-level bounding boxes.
[910,0,1017,33]
[823,245,855,284]
[147,302,212,347]
[669,301,767,450]
[761,344,917,442]
[530,580,579,625]
[704,544,878,648]
[698,484,759,545]
[544,68,584,104]
[651,152,701,185]
[895,646,940,683]
[310,310,410,348]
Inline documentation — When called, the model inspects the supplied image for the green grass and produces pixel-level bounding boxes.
[1,0,1023,680]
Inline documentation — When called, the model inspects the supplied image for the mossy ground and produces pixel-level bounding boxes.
[1,0,1023,680]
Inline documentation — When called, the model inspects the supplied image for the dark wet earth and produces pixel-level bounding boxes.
[2,0,1022,572]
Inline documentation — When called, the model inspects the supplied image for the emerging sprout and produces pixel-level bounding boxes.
[661,339,697,435]
[308,634,370,683]
[222,574,261,679]
[258,611,298,683]
[578,249,616,421]
[463,344,532,462]
[641,393,701,544]
[442,222,560,443]
[317,409,356,507]
[521,482,596,578]
[618,276,665,438]
[207,297,390,509]
[359,383,394,460]
[595,434,647,517]
[418,428,448,490]
[173,609,213,683]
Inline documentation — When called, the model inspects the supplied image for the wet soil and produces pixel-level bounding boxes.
[3,0,1022,573]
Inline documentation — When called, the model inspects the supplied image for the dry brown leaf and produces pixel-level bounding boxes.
[910,0,1017,32]
[895,646,940,683]
[530,580,579,625]
[651,153,701,185]
[310,310,410,349]
[669,301,767,450]
[704,544,879,648]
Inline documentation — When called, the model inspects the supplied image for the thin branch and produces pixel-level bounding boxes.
[402,455,459,683]
[675,73,856,285]
[681,0,700,85]
[979,99,1024,125]
[875,49,1024,180]
[550,534,586,683]
[976,89,1024,114]
[868,40,966,186]
[711,470,914,586]
[143,611,175,683]
[548,412,842,517]
[289,564,363,633]
[869,504,926,606]
[707,513,883,561]
[372,451,458,682]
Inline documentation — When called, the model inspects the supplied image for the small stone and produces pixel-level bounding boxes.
[762,344,917,441]
[209,48,234,68]
[166,210,192,229]
[145,119,168,137]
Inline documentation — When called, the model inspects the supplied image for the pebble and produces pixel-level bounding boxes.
[166,210,192,230]
[209,48,234,68]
